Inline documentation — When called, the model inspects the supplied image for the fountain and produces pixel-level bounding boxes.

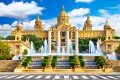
[26,39,106,57]
[62,47,65,53]
[56,46,60,53]
[44,39,48,53]
[40,46,43,53]
[29,42,35,54]
[69,39,73,54]
[107,52,117,60]
[12,55,19,60]
[89,40,96,54]
[96,42,104,56]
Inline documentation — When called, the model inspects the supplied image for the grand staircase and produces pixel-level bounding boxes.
[84,59,99,69]
[28,60,43,69]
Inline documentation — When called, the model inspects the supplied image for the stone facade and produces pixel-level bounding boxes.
[101,39,120,53]
[0,40,30,55]
[11,6,116,53]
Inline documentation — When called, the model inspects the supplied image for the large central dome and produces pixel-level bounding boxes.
[57,6,69,25]
[58,6,68,18]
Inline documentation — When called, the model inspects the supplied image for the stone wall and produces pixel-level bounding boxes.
[83,56,95,60]
[109,60,120,72]
[0,60,19,72]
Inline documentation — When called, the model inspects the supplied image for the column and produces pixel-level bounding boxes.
[66,30,69,53]
[75,30,78,54]
[48,30,51,53]
[57,30,61,53]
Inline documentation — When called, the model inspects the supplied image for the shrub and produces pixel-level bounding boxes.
[51,56,57,68]
[44,56,49,59]
[22,61,28,68]
[95,56,100,61]
[79,56,83,59]
[70,56,74,59]
[43,59,48,62]
[98,61,104,68]
[70,62,74,67]
[42,62,47,67]
[80,59,83,62]
[80,61,85,67]
[70,59,74,62]
[53,56,57,60]
[51,61,56,68]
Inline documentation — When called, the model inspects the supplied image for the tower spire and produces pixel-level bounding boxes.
[105,20,109,26]
[34,14,43,30]
[87,12,90,20]
[106,20,108,24]
[17,20,22,26]
[36,14,40,21]
[62,6,64,11]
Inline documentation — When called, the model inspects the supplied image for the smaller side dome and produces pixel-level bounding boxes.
[104,20,111,28]
[17,21,23,30]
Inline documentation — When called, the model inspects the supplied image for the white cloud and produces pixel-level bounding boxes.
[98,9,109,17]
[0,24,13,37]
[0,24,12,30]
[22,20,35,30]
[107,5,120,9]
[76,0,94,3]
[42,18,57,30]
[20,8,120,36]
[0,1,44,19]
[10,18,57,31]
[68,8,90,17]
[97,9,120,35]
[1,7,120,37]
[11,21,18,27]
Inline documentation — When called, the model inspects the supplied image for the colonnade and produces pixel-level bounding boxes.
[48,30,78,54]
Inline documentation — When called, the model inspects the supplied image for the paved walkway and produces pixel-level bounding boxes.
[0,74,120,80]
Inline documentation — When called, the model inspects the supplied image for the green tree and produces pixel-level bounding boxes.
[101,36,105,41]
[22,35,44,51]
[113,36,120,39]
[22,56,32,68]
[5,35,15,40]
[22,49,28,55]
[115,44,120,54]
[0,36,3,40]
[0,42,10,60]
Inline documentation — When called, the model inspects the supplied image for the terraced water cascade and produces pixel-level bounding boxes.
[56,60,71,69]
[84,59,99,69]
[28,60,43,69]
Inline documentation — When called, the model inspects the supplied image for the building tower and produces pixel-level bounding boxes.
[104,20,114,40]
[34,14,43,30]
[15,21,23,40]
[57,6,70,26]
[17,21,23,31]
[83,13,92,30]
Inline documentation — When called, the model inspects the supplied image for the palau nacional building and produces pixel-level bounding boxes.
[1,6,120,55]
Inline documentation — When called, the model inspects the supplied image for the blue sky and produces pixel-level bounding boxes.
[0,0,120,37]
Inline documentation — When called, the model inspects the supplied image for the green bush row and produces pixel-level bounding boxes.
[95,56,104,68]
[51,56,57,68]
[69,55,84,68]
[22,56,32,68]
